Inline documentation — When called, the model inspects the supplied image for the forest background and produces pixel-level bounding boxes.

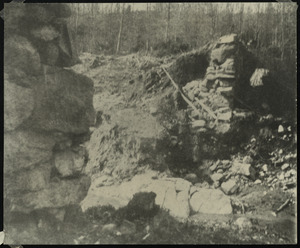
[68,2,297,85]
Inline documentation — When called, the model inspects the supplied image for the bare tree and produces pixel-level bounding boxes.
[116,3,125,54]
[146,3,150,52]
[280,3,285,61]
[165,3,171,42]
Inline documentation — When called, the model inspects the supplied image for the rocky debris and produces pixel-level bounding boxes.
[210,160,220,172]
[250,147,297,192]
[4,3,94,220]
[189,188,232,214]
[181,34,256,136]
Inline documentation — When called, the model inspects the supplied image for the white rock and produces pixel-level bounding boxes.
[218,34,237,44]
[192,120,206,128]
[278,125,284,133]
[254,179,262,184]
[210,160,220,172]
[173,190,190,219]
[81,171,191,219]
[184,173,198,183]
[284,171,292,178]
[234,217,252,230]
[211,173,224,183]
[221,179,238,195]
[281,163,290,171]
[231,161,254,177]
[259,171,265,177]
[189,189,232,214]
[189,186,198,196]
[290,169,297,176]
[262,164,268,172]
[175,178,192,192]
[217,111,232,121]
[216,86,233,93]
[277,173,285,181]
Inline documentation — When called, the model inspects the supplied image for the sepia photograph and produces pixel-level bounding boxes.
[2,1,297,245]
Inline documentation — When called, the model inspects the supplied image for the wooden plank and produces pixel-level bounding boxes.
[162,67,203,118]
[162,66,218,120]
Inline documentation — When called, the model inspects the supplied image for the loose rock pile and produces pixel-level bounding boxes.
[4,3,94,223]
[182,34,259,135]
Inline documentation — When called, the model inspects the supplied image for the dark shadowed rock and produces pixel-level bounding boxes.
[4,82,34,131]
[5,163,52,194]
[4,35,42,78]
[10,176,91,212]
[4,131,55,174]
[22,69,95,134]
[168,49,210,87]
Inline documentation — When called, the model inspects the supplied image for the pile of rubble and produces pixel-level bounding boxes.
[182,34,266,134]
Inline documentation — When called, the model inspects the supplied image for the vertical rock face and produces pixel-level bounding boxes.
[4,3,94,218]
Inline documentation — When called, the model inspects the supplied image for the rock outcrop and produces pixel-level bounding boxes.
[4,3,94,220]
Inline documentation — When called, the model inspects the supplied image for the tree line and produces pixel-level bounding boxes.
[67,3,296,71]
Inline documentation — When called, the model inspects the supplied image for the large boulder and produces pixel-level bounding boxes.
[10,176,91,213]
[4,130,55,174]
[189,188,232,214]
[5,162,52,196]
[3,2,94,223]
[22,69,95,134]
[4,82,35,131]
[54,148,86,177]
[4,35,42,79]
